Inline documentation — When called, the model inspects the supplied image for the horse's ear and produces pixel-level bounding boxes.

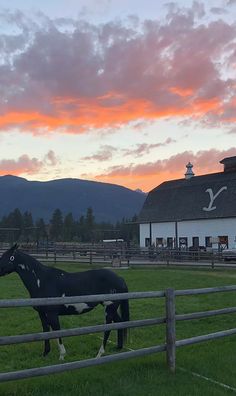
[11,243,19,251]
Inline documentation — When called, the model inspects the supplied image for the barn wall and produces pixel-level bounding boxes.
[151,222,176,247]
[140,218,236,249]
[139,223,151,247]
[178,218,236,248]
[140,222,176,247]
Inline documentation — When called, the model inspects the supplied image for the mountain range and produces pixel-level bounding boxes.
[0,175,146,223]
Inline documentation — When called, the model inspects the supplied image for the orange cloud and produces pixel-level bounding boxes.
[0,94,226,133]
[192,97,222,114]
[169,87,194,97]
[0,111,65,132]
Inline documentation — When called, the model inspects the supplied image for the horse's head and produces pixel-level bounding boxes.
[0,244,19,276]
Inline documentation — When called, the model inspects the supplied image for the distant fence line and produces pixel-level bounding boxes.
[0,244,232,268]
[0,285,236,382]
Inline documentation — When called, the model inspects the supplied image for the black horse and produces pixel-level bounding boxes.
[0,244,129,360]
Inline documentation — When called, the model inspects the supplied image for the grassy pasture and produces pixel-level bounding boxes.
[0,264,236,395]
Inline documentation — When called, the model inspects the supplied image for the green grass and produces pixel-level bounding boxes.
[0,265,236,395]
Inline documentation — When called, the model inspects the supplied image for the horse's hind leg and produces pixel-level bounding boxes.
[112,310,123,349]
[47,313,66,361]
[96,305,115,358]
[38,311,51,357]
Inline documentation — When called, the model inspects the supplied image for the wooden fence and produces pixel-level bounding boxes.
[0,285,236,382]
[0,246,233,268]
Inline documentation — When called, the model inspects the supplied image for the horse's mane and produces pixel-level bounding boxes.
[17,250,48,271]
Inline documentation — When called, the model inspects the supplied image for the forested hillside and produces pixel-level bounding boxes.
[0,175,146,223]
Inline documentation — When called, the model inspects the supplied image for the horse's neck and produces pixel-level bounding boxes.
[15,253,46,296]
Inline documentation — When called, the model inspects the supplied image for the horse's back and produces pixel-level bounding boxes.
[62,268,128,296]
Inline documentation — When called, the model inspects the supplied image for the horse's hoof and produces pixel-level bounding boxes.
[96,344,105,358]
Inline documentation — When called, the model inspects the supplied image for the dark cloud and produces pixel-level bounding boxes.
[81,145,117,161]
[228,127,236,134]
[210,7,227,15]
[44,150,58,166]
[80,138,176,162]
[226,0,236,5]
[123,138,176,157]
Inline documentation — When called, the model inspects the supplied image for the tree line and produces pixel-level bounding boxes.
[0,208,139,244]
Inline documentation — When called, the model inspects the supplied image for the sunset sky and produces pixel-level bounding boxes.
[0,0,236,192]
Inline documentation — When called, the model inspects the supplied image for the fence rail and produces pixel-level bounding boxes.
[0,285,236,382]
[0,317,166,346]
[0,245,233,268]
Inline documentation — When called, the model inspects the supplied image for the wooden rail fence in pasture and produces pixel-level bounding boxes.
[0,286,236,382]
[0,245,233,268]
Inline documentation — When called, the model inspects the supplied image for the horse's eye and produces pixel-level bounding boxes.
[10,256,15,261]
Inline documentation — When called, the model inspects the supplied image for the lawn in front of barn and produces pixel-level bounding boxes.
[0,264,236,395]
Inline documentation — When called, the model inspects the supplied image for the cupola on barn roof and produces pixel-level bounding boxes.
[185,162,195,179]
[138,156,236,223]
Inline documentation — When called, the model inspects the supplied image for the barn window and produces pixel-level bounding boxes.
[167,237,173,248]
[192,237,199,248]
[145,238,150,247]
[156,238,164,247]
[205,236,212,248]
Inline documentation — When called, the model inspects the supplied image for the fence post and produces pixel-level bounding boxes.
[211,255,215,269]
[166,251,170,266]
[165,288,176,373]
[89,250,93,265]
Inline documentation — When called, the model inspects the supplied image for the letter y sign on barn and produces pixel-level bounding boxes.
[203,186,227,212]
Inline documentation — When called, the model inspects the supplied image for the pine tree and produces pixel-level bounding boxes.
[22,211,34,242]
[5,208,23,241]
[49,209,63,241]
[63,212,75,241]
[85,207,95,242]
[78,215,85,242]
[35,218,48,244]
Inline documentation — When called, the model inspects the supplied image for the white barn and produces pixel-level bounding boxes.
[139,156,236,251]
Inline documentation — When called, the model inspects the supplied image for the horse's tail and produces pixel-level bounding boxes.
[119,298,130,344]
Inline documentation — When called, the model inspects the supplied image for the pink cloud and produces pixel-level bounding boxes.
[0,150,58,176]
[94,148,236,191]
[0,4,234,134]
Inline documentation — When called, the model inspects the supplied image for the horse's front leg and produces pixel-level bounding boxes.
[38,311,51,357]
[47,312,66,361]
